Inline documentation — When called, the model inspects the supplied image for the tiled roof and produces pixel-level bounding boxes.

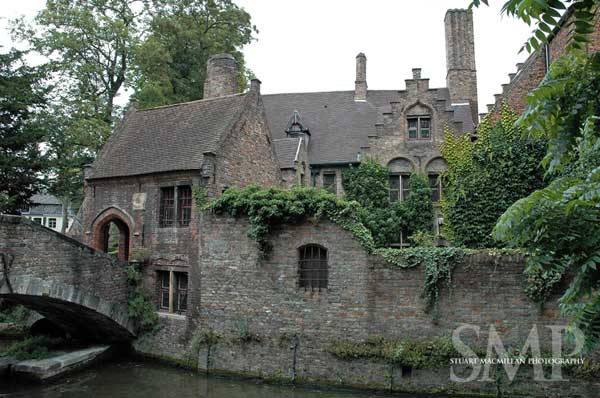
[263,91,398,165]
[90,93,248,179]
[273,138,301,169]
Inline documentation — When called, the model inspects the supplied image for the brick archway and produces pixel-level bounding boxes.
[92,208,133,261]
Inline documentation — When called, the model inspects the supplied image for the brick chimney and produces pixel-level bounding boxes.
[354,53,367,102]
[445,9,478,121]
[203,54,237,99]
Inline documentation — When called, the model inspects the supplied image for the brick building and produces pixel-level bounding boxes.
[78,9,478,315]
[486,5,600,117]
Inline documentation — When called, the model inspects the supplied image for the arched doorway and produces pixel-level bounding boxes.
[92,209,132,261]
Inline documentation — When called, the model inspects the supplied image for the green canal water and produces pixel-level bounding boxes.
[0,358,457,398]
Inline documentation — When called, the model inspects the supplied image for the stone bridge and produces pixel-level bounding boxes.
[0,215,135,341]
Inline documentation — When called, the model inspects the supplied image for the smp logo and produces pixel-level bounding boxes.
[450,324,585,382]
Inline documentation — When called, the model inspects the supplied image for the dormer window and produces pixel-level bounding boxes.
[407,116,431,140]
[285,110,310,145]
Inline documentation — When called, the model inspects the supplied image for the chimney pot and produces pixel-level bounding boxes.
[412,68,422,79]
[250,78,261,94]
[204,53,237,98]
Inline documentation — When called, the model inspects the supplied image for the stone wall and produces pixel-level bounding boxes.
[134,214,600,396]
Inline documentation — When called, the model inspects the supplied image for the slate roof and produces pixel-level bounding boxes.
[263,91,397,165]
[90,93,248,179]
[273,138,301,169]
[263,90,475,165]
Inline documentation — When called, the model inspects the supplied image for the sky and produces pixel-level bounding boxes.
[0,0,534,114]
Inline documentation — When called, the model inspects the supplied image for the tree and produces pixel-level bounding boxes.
[493,53,600,351]
[15,0,143,129]
[133,0,257,108]
[440,105,546,248]
[471,0,599,52]
[0,50,47,214]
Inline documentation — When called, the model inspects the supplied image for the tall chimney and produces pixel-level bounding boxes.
[445,9,478,121]
[203,53,238,99]
[354,53,367,102]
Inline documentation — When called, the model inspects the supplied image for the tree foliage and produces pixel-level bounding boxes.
[471,0,599,53]
[0,50,47,214]
[494,53,600,351]
[441,105,546,248]
[133,0,256,108]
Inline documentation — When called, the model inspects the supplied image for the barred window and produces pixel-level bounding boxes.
[177,186,192,227]
[159,187,175,227]
[156,270,188,314]
[158,271,170,310]
[298,245,328,291]
[159,185,192,228]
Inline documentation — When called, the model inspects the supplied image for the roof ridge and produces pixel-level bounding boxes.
[137,92,246,112]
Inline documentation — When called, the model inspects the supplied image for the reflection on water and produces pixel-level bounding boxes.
[0,358,451,398]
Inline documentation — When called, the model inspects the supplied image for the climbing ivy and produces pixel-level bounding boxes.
[208,185,463,310]
[441,104,546,248]
[374,247,467,311]
[125,264,159,332]
[342,159,433,247]
[209,185,376,257]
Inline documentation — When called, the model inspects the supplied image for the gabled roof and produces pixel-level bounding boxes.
[273,137,302,169]
[90,93,249,179]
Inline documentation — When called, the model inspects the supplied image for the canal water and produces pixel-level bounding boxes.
[0,358,453,398]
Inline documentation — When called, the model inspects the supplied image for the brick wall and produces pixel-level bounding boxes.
[216,91,282,192]
[134,214,599,396]
[490,6,600,117]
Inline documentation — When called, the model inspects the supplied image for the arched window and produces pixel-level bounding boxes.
[298,245,328,291]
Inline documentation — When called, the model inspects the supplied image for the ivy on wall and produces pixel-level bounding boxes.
[342,159,434,247]
[440,104,547,248]
[209,184,455,310]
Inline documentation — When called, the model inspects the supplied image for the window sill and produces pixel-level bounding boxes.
[157,311,187,320]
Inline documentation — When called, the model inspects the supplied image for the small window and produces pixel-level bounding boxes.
[177,186,192,227]
[159,187,175,227]
[407,116,431,140]
[429,174,442,202]
[32,217,42,224]
[389,174,411,202]
[323,173,336,194]
[47,218,57,229]
[156,270,188,314]
[298,245,328,291]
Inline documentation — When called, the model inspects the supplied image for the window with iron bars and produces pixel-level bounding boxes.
[298,245,328,291]
[159,185,192,228]
[157,270,188,314]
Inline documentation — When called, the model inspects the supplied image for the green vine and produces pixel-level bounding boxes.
[374,247,467,311]
[193,186,209,210]
[126,264,159,332]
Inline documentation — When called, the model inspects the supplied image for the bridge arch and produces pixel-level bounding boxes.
[1,276,135,341]
[92,207,133,261]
